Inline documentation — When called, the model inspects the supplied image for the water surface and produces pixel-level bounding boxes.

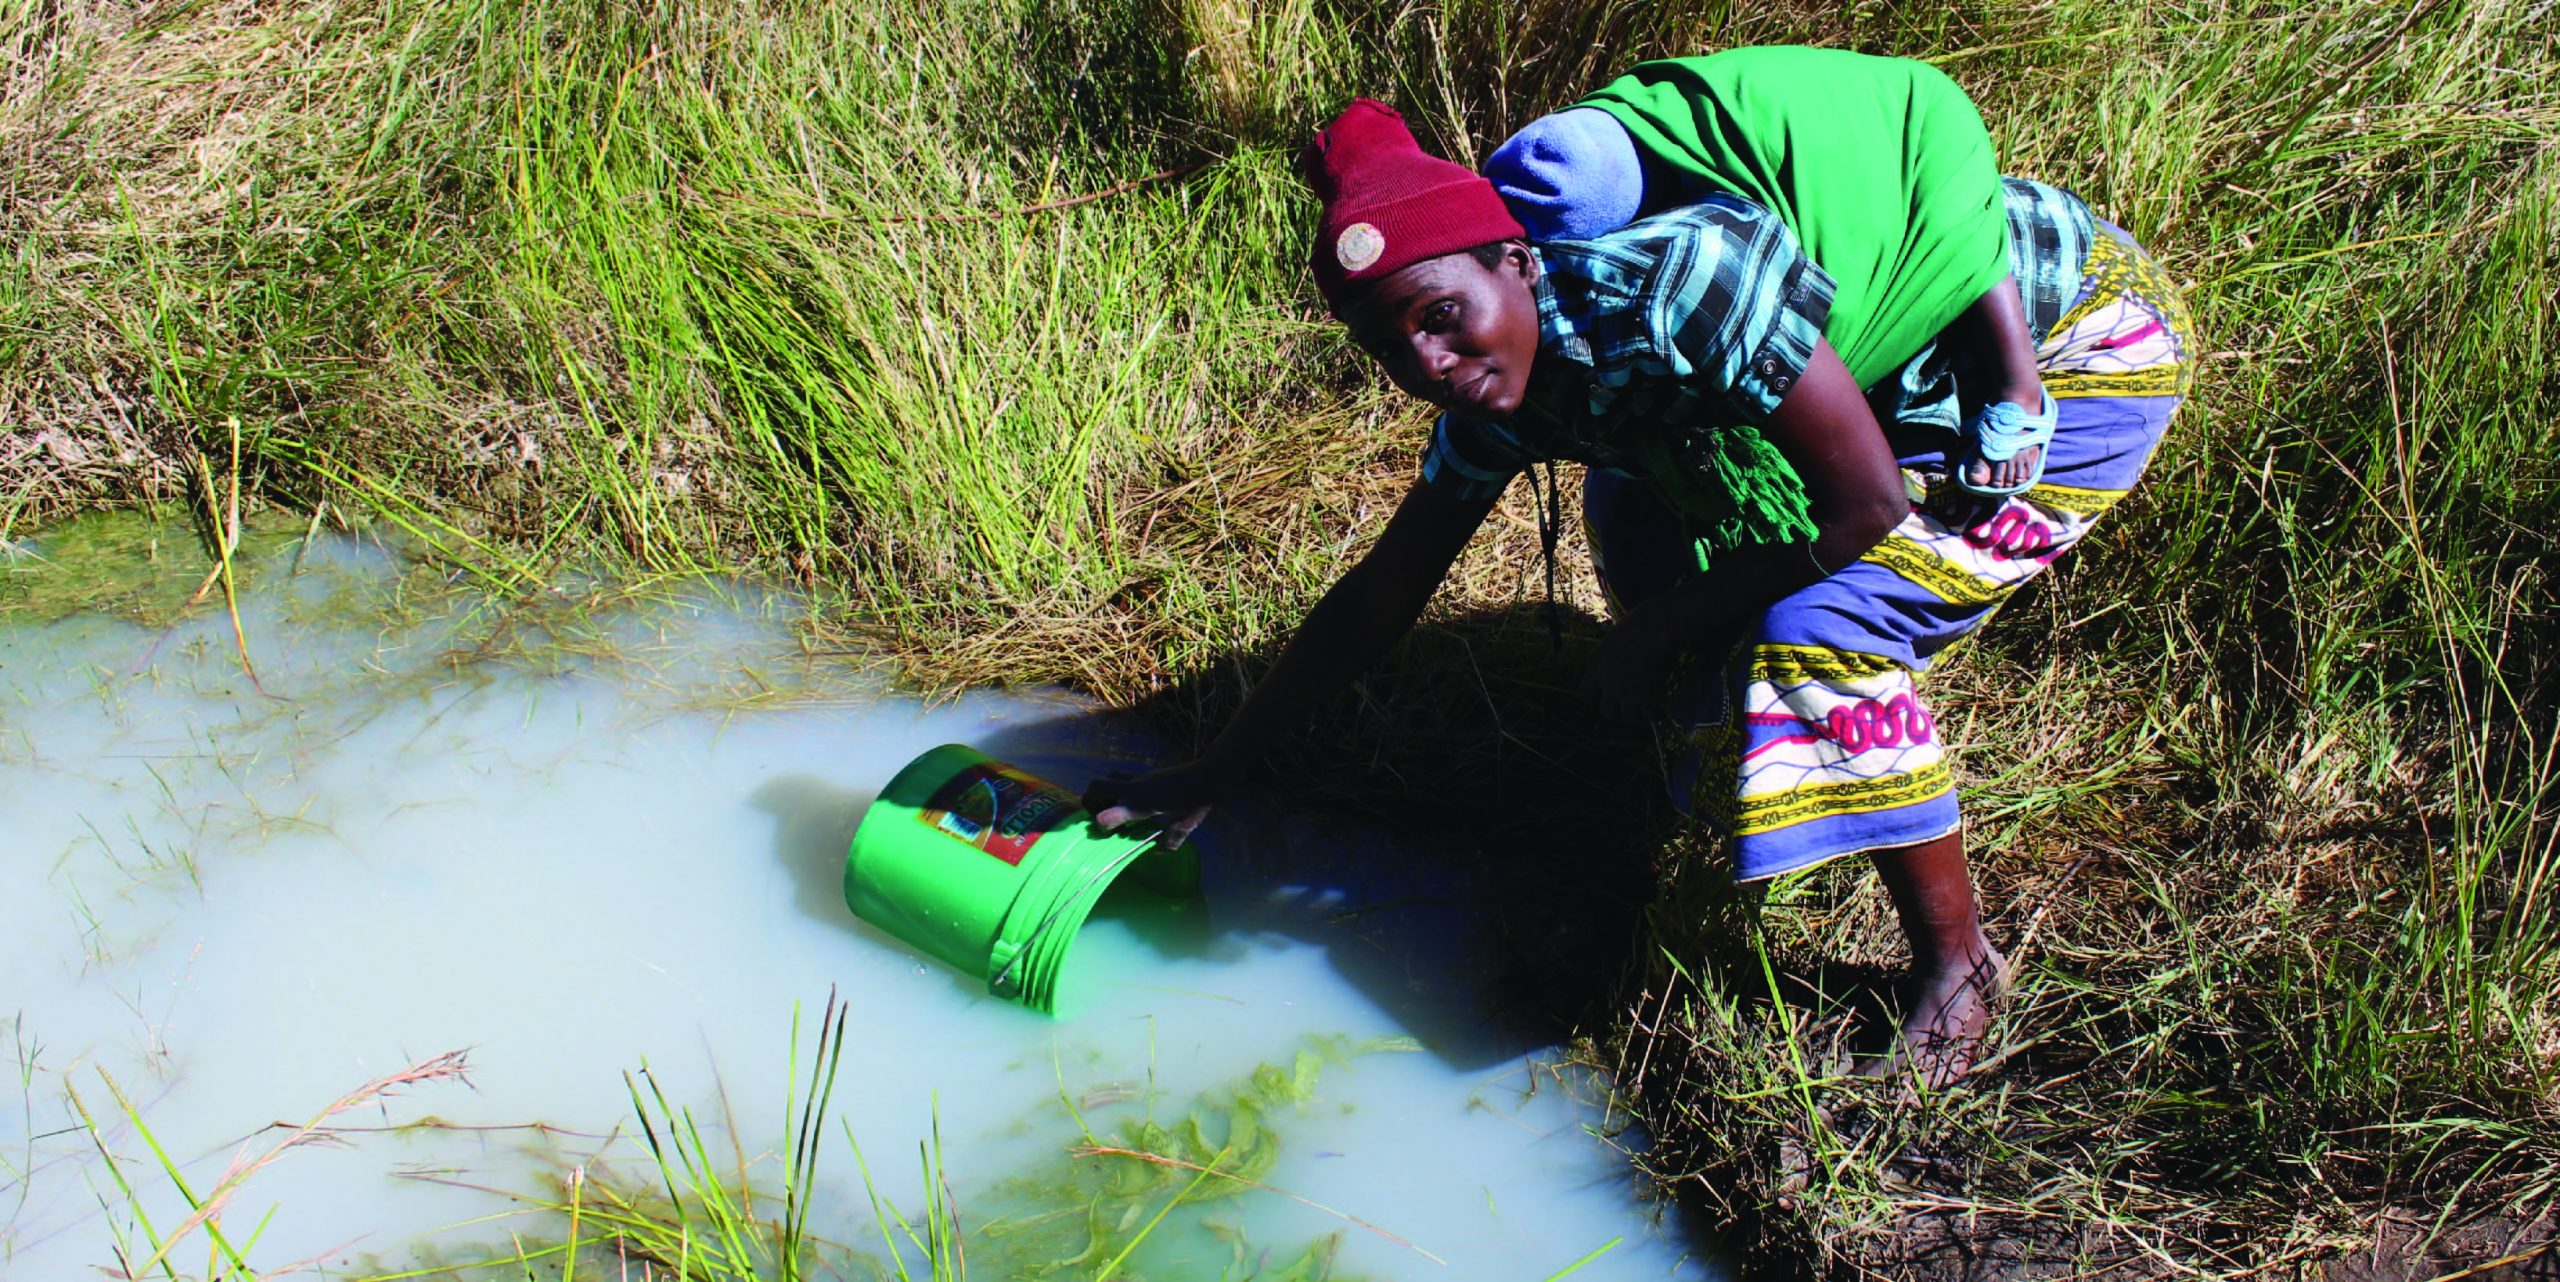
[0,516,1712,1279]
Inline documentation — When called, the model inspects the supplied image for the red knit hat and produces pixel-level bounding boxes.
[1301,99,1525,314]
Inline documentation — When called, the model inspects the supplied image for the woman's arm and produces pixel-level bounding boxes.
[1584,338,1909,720]
[1089,477,1500,830]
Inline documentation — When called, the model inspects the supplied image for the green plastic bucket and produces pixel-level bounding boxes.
[844,744,1199,1013]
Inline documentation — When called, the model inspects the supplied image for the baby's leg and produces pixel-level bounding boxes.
[1959,274,2047,410]
[1951,274,2049,493]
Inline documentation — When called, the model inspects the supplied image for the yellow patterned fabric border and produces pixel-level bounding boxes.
[2049,367,2189,398]
[1862,534,2009,608]
[2050,231,2197,395]
[2022,481,2131,517]
[1734,761,1957,833]
[1748,644,1900,684]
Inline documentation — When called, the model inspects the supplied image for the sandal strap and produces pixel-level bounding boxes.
[1952,391,2058,498]
[1970,390,2057,462]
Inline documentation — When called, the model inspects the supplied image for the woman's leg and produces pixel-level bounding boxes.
[1591,464,2005,1066]
[1598,465,1998,1078]
[1646,223,2192,1090]
[1863,831,2006,1084]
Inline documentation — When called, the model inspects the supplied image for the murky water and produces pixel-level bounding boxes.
[0,517,1713,1279]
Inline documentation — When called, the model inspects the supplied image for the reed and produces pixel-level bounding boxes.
[362,999,1387,1281]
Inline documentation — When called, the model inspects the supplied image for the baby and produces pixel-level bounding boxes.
[1484,49,2058,499]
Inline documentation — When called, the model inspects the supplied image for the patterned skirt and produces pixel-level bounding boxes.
[1587,221,2193,881]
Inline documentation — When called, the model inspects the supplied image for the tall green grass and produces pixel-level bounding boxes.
[6,0,2555,1271]
[369,1001,1388,1281]
[64,995,1390,1280]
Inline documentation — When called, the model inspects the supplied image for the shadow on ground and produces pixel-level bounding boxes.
[746,601,1975,1262]
[749,601,1682,1069]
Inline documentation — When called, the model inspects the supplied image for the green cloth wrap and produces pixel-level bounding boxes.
[1627,422,1820,568]
[1576,47,2012,391]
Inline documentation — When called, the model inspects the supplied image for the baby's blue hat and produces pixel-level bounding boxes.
[1483,107,1644,242]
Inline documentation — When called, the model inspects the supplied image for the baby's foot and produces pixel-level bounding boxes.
[1964,443,2043,494]
[1955,389,2057,499]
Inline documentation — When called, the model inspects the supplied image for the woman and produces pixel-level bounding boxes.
[1088,82,2190,1085]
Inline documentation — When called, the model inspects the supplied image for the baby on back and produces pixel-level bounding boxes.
[1481,49,2059,499]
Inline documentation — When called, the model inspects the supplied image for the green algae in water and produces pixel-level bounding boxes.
[0,508,826,695]
[974,1035,1421,1277]
[379,1035,1419,1282]
[0,507,299,625]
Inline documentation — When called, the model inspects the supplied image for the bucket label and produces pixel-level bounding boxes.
[918,763,1077,866]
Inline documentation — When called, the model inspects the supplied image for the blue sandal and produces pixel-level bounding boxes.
[1954,391,2058,499]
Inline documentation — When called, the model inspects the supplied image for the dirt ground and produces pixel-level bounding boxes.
[1809,1213,2559,1282]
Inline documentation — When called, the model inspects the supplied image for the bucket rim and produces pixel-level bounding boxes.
[988,825,1161,1009]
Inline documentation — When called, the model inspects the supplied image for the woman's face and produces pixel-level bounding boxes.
[1346,242,1543,419]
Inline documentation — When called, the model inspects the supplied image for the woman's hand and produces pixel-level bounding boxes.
[1582,612,1678,724]
[1081,758,1229,847]
[1073,478,1498,851]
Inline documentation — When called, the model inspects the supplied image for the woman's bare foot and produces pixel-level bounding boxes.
[1859,833,2004,1092]
[1856,945,2009,1092]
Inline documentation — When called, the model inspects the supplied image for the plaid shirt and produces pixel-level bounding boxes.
[1421,177,2096,500]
